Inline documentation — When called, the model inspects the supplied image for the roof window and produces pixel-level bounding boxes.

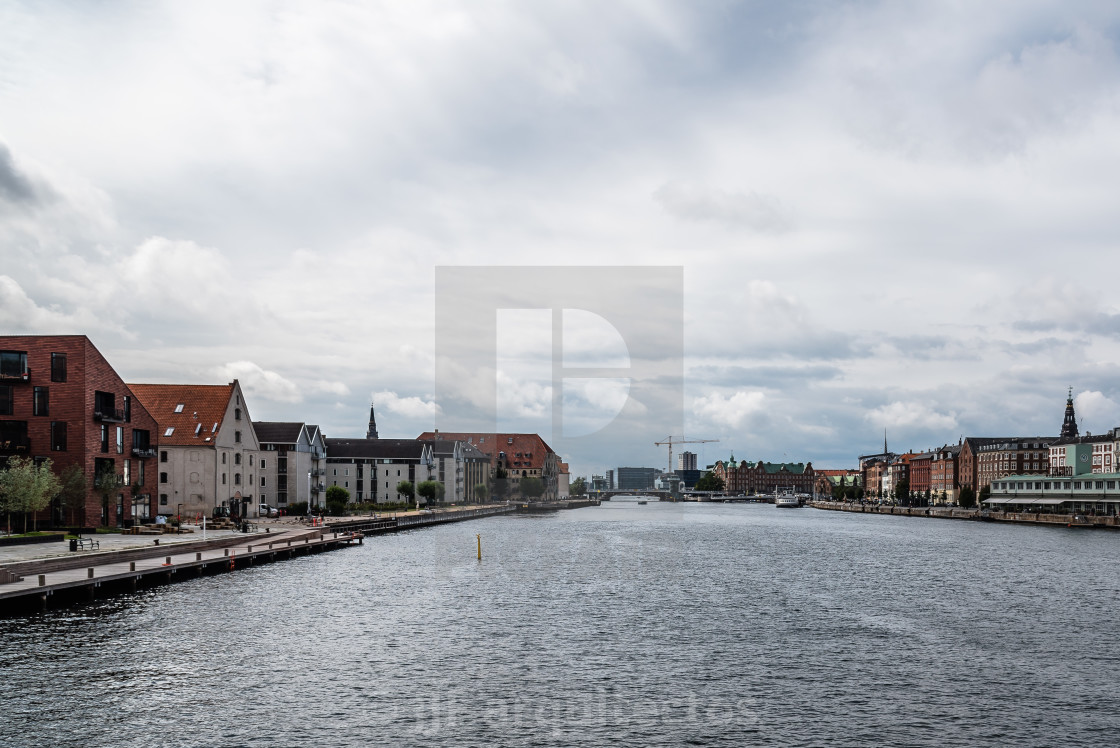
[164,427,175,436]
[174,404,184,413]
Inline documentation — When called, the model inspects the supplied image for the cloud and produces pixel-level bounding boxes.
[864,401,958,432]
[693,390,765,430]
[216,361,302,404]
[654,182,792,232]
[1073,390,1120,431]
[0,142,41,206]
[372,390,441,420]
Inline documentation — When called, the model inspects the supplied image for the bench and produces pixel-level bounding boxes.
[73,537,99,551]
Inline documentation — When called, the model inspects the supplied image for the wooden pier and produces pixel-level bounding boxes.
[0,527,362,614]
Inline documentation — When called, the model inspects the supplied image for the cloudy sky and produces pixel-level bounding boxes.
[3,1,1120,477]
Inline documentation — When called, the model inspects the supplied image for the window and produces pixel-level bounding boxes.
[222,453,227,465]
[0,350,28,378]
[261,476,266,487]
[33,386,48,416]
[174,403,184,413]
[0,385,11,416]
[123,459,131,487]
[235,453,241,465]
[249,455,253,467]
[100,424,109,453]
[116,426,124,454]
[164,427,175,437]
[137,461,145,486]
[235,430,241,443]
[222,474,226,484]
[160,472,168,484]
[234,473,241,485]
[51,353,67,382]
[160,494,168,505]
[50,421,67,451]
[160,450,168,462]
[260,458,266,469]
[123,395,131,423]
[235,408,241,420]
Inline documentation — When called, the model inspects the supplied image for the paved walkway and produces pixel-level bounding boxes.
[0,524,270,565]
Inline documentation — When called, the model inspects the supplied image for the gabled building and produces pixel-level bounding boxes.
[0,335,160,527]
[324,436,490,505]
[128,381,261,520]
[255,422,327,510]
[416,432,560,500]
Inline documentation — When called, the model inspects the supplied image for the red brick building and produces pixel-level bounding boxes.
[0,335,159,527]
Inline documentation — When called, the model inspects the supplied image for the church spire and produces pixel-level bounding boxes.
[1060,387,1079,441]
[366,404,379,440]
[884,429,888,455]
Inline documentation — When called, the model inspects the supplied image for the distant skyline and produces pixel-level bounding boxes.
[4,2,1120,477]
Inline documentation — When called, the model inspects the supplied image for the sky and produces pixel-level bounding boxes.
[3,1,1120,478]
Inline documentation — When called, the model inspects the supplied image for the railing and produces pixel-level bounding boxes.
[131,446,157,459]
[0,368,30,382]
[312,469,325,477]
[0,436,31,453]
[94,407,125,422]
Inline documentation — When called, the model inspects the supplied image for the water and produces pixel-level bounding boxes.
[2,500,1119,747]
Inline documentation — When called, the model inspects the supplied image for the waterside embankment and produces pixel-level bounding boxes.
[811,500,1120,529]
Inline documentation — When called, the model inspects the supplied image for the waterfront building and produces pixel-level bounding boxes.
[814,469,861,498]
[906,452,932,498]
[606,469,614,490]
[929,444,961,503]
[326,437,490,504]
[129,381,261,520]
[713,456,816,495]
[677,451,697,471]
[254,422,327,510]
[558,462,570,498]
[984,470,1120,516]
[417,432,559,500]
[0,334,160,527]
[616,466,660,491]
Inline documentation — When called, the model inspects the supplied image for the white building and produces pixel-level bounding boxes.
[255,422,328,510]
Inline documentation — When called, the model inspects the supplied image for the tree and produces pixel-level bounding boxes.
[93,463,121,526]
[520,476,544,499]
[959,485,977,509]
[694,472,725,492]
[978,485,991,503]
[492,467,509,500]
[417,480,445,504]
[570,476,587,497]
[56,464,87,527]
[894,478,910,504]
[473,483,488,502]
[0,457,62,533]
[325,485,350,516]
[396,480,415,501]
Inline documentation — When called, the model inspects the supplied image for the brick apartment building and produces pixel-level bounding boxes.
[0,335,160,527]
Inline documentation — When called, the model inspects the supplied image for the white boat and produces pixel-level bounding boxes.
[775,496,801,508]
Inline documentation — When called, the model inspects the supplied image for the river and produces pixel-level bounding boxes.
[2,499,1118,747]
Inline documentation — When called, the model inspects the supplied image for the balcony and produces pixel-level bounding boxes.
[310,485,322,495]
[312,468,325,477]
[0,368,30,383]
[0,436,30,454]
[94,407,125,423]
[131,446,157,459]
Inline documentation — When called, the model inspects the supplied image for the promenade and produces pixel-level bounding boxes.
[0,503,525,614]
[811,500,1120,528]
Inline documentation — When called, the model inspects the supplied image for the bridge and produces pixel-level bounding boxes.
[594,490,672,500]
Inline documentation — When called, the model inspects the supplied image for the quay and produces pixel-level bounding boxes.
[0,501,600,614]
[811,500,1120,529]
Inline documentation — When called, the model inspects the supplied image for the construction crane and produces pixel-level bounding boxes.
[655,436,719,475]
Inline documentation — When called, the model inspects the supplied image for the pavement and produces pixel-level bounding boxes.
[0,523,270,565]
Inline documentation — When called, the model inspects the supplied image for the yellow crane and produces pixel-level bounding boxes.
[654,436,719,474]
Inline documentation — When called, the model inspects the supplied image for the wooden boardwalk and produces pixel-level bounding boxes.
[0,527,361,614]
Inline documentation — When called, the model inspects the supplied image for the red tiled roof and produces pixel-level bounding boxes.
[416,432,555,470]
[558,462,569,474]
[128,382,235,447]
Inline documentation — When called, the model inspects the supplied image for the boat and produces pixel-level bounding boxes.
[775,496,801,508]
[637,500,648,505]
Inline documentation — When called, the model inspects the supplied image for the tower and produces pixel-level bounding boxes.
[366,404,379,440]
[1060,387,1078,441]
